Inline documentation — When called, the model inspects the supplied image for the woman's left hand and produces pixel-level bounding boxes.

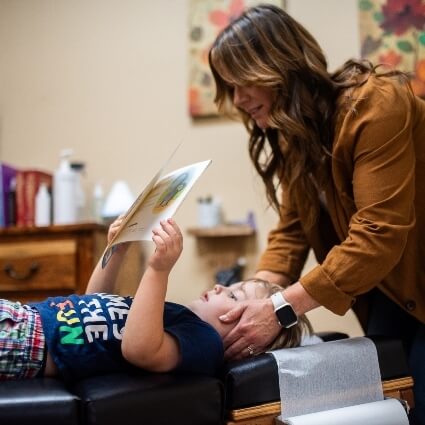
[219,298,281,360]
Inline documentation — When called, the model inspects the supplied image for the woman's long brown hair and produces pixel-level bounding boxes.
[209,4,407,228]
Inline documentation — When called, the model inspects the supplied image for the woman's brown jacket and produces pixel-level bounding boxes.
[257,75,425,326]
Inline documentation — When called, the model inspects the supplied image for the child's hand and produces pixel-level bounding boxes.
[107,214,130,253]
[149,219,183,272]
[108,214,126,243]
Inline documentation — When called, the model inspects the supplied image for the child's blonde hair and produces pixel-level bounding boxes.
[247,278,313,350]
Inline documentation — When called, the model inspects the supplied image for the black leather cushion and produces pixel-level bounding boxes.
[367,335,410,380]
[0,378,80,425]
[222,334,410,410]
[72,372,224,425]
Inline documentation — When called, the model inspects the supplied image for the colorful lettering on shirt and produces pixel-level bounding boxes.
[85,324,108,342]
[51,294,129,346]
[79,298,106,323]
[57,309,80,325]
[59,325,84,344]
[112,323,124,340]
[52,300,74,310]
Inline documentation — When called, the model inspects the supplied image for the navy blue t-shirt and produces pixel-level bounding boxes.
[31,294,223,381]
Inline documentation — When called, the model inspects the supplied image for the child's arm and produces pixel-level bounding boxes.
[85,215,130,294]
[121,218,182,372]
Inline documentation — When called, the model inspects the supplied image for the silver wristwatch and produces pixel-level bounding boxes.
[271,291,298,328]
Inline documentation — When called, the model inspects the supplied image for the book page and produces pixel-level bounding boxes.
[106,142,181,243]
[101,159,211,267]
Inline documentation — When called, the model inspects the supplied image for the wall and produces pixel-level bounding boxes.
[0,0,363,336]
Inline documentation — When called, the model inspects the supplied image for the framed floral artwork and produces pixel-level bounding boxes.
[359,0,425,97]
[188,0,284,118]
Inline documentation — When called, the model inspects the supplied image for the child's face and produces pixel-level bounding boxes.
[188,280,268,338]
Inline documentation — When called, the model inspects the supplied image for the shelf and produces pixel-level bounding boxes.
[187,224,255,238]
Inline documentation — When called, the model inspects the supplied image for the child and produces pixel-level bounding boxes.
[0,218,312,382]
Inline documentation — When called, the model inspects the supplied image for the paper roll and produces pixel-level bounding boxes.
[277,398,409,425]
[270,337,383,418]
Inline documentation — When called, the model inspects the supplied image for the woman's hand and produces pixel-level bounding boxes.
[219,281,320,359]
[219,298,281,360]
[148,218,183,273]
[217,269,288,359]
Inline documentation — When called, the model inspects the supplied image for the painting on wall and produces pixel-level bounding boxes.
[188,0,284,118]
[359,0,425,97]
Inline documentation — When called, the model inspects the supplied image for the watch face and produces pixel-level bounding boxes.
[276,304,298,328]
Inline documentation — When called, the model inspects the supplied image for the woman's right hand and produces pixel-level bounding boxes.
[219,297,281,360]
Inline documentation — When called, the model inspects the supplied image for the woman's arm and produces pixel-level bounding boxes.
[121,218,183,372]
[301,80,416,314]
[86,215,130,294]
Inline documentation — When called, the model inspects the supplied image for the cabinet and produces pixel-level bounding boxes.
[0,223,108,303]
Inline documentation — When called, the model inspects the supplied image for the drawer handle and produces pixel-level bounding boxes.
[3,263,40,281]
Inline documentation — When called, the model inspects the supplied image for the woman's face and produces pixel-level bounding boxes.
[232,85,275,129]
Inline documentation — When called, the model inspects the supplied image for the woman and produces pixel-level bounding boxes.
[209,4,425,424]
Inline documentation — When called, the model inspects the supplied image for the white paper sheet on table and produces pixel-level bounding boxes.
[270,337,409,424]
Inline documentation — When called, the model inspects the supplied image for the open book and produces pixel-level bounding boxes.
[101,152,211,268]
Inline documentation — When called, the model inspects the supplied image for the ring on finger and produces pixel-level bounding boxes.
[247,344,255,356]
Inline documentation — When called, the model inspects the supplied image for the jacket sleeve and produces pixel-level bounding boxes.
[300,79,416,315]
[257,186,310,282]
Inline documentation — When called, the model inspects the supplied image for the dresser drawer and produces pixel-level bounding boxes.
[0,240,77,292]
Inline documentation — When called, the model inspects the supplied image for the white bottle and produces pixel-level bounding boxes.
[92,182,104,222]
[53,149,77,225]
[35,182,51,227]
[198,196,222,228]
[71,162,86,221]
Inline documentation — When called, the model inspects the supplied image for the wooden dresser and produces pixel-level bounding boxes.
[0,223,108,303]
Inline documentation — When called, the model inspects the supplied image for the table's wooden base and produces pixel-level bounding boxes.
[227,376,414,425]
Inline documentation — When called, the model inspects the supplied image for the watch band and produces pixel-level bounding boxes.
[271,291,287,310]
